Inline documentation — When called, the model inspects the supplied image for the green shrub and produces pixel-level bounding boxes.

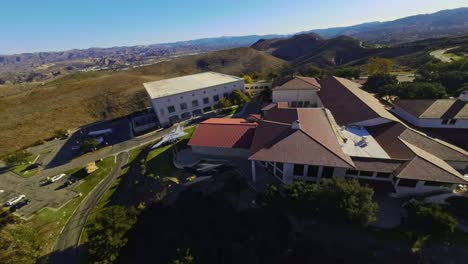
[404,200,458,239]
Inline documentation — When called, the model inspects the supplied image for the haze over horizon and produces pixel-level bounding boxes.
[1,0,467,55]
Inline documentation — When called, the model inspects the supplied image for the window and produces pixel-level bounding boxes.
[180,102,187,110]
[424,181,452,187]
[180,96,184,99]
[321,167,334,178]
[449,119,457,125]
[293,164,304,176]
[442,119,449,125]
[181,112,191,119]
[297,101,304,108]
[376,172,391,178]
[291,101,298,107]
[192,93,195,96]
[398,179,418,187]
[167,106,176,113]
[276,162,283,172]
[213,95,220,102]
[223,93,229,98]
[203,97,209,104]
[203,91,206,94]
[168,115,179,123]
[275,162,284,179]
[307,165,319,177]
[203,106,212,112]
[359,171,373,177]
[346,169,358,176]
[192,100,199,107]
[214,89,217,91]
[303,101,311,107]
[192,109,202,116]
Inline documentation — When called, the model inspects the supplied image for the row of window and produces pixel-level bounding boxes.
[293,164,334,178]
[441,119,457,125]
[345,169,391,179]
[290,101,312,108]
[165,86,237,102]
[164,94,227,115]
[397,179,453,188]
[167,107,213,123]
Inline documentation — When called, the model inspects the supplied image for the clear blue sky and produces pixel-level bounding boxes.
[1,0,466,54]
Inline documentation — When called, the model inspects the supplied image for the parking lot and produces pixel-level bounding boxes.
[0,171,78,219]
[47,117,132,168]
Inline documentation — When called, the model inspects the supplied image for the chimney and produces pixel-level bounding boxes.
[458,91,468,102]
[292,120,301,130]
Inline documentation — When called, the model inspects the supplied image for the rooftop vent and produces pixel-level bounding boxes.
[292,120,301,130]
[360,136,369,147]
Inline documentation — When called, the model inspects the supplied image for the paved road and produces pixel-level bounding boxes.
[429,47,458,63]
[38,123,187,179]
[51,152,129,264]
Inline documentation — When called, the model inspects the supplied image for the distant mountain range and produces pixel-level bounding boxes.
[302,7,468,44]
[1,7,468,83]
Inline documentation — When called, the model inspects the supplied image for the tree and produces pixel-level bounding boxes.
[267,71,279,81]
[229,89,250,106]
[260,178,378,226]
[4,151,34,167]
[214,97,232,109]
[438,71,468,95]
[404,200,458,239]
[87,206,139,264]
[170,248,194,264]
[367,57,393,75]
[332,66,361,79]
[257,184,280,207]
[363,74,398,93]
[379,82,447,99]
[301,66,323,78]
[0,224,40,264]
[243,75,253,84]
[315,178,378,226]
[53,128,69,139]
[81,138,100,152]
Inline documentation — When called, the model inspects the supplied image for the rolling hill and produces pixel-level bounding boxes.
[304,7,468,44]
[252,33,468,69]
[0,48,287,155]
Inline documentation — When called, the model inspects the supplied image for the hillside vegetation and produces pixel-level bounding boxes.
[0,48,287,155]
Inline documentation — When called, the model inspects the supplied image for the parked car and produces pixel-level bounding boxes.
[49,173,66,183]
[5,194,26,206]
[9,199,30,212]
[65,177,77,186]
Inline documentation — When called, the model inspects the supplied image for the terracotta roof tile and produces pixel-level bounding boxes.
[188,118,256,149]
[273,76,320,91]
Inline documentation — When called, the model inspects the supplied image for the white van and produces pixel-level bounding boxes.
[50,173,66,183]
[5,194,26,206]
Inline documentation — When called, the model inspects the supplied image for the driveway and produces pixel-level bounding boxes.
[51,152,129,264]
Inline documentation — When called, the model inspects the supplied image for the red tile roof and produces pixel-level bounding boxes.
[188,118,257,149]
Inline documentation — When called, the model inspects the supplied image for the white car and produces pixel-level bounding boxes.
[50,173,66,183]
[5,194,26,206]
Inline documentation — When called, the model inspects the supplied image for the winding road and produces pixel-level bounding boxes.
[50,151,129,264]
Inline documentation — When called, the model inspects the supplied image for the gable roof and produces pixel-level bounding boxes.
[188,118,256,149]
[249,107,354,168]
[367,121,468,162]
[273,76,321,91]
[396,141,467,184]
[395,99,468,119]
[318,76,397,125]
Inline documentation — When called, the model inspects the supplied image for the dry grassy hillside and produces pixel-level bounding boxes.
[0,47,287,155]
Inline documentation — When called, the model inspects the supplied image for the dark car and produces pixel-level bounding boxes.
[65,177,78,186]
[9,199,30,212]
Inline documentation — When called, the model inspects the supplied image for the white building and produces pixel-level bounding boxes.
[272,76,322,107]
[244,81,272,95]
[392,91,468,129]
[143,72,244,126]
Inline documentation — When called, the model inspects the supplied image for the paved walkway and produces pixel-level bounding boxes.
[50,152,129,264]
